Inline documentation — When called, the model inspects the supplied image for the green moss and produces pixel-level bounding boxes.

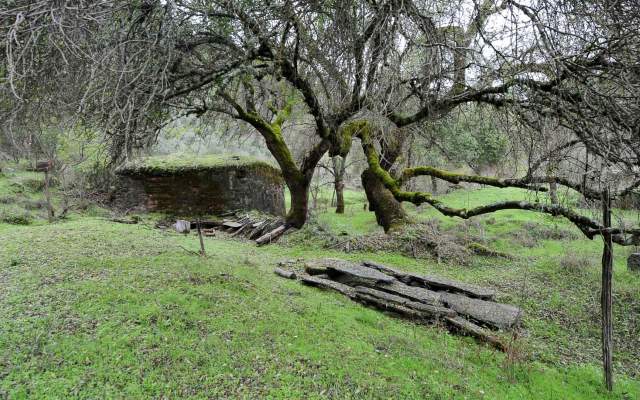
[334,120,367,157]
[116,154,282,178]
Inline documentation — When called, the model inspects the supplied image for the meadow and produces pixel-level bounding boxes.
[1,167,639,399]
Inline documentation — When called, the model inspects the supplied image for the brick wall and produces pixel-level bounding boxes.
[114,167,285,216]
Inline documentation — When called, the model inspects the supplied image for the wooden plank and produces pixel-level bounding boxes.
[252,219,279,239]
[440,292,522,330]
[190,220,223,229]
[222,221,243,229]
[363,261,496,300]
[247,220,268,239]
[256,224,286,245]
[231,219,254,237]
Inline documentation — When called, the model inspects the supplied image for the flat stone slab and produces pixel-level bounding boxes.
[317,259,396,285]
[363,261,495,299]
[440,292,522,330]
[376,281,442,305]
[299,273,356,298]
[420,275,496,300]
[355,286,455,317]
[304,260,330,276]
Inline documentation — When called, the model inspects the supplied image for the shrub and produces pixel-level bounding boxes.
[0,196,15,204]
[0,211,33,225]
[559,252,593,275]
[22,199,46,210]
[523,221,579,241]
[21,178,45,192]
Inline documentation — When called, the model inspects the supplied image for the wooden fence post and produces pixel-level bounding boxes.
[601,188,613,391]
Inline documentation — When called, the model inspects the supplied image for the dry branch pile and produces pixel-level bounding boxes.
[318,220,512,265]
[276,259,523,351]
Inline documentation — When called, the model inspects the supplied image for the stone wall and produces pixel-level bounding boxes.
[114,166,285,216]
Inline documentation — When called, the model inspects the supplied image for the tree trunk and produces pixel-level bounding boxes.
[43,170,54,222]
[332,156,346,214]
[601,188,614,391]
[335,179,345,214]
[361,168,409,233]
[549,180,559,205]
[431,175,438,195]
[547,160,559,205]
[287,181,310,228]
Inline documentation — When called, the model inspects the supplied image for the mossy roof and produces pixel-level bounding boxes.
[116,154,281,177]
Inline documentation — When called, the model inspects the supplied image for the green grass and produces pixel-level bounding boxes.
[1,219,638,399]
[0,168,60,226]
[1,171,639,398]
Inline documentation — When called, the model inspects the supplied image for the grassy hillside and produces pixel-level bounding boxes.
[1,170,639,399]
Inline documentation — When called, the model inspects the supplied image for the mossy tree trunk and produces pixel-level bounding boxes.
[220,90,331,229]
[363,127,409,232]
[338,120,410,232]
[361,168,409,232]
[287,180,311,228]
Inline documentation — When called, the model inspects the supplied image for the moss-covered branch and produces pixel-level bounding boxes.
[220,91,302,182]
[398,167,549,192]
[348,119,640,245]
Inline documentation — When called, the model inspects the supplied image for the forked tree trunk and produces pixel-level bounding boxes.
[361,168,408,233]
[43,170,54,222]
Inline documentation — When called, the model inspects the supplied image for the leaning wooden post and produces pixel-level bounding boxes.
[196,217,206,257]
[601,188,614,391]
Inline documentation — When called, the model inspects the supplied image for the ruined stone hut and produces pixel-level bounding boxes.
[114,155,285,216]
